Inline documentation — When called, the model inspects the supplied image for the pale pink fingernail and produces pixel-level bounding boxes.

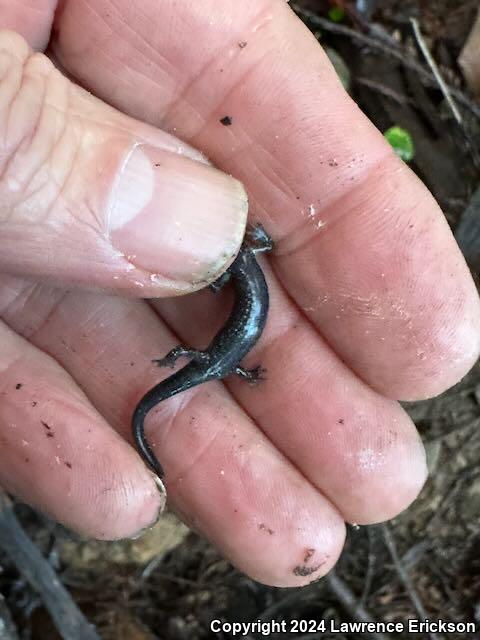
[108,145,248,286]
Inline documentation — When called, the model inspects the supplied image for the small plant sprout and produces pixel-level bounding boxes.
[384,126,415,162]
[328,7,346,23]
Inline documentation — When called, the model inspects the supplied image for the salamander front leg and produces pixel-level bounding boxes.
[209,271,231,293]
[153,346,210,368]
[235,365,267,383]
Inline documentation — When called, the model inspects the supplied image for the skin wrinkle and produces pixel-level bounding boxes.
[0,279,46,330]
[99,0,178,78]
[274,152,394,256]
[70,0,180,100]
[32,66,76,220]
[162,11,277,141]
[12,288,69,348]
[1,39,30,135]
[0,279,34,318]
[0,86,39,208]
[167,410,228,489]
[175,49,270,143]
[17,0,51,16]
[11,131,76,232]
[5,58,51,167]
[2,48,201,289]
[1,56,64,225]
[0,326,24,376]
[63,1,118,69]
[232,143,301,224]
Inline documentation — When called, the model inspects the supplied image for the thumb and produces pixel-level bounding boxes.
[0,31,248,296]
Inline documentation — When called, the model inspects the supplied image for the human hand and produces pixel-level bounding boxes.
[0,1,478,587]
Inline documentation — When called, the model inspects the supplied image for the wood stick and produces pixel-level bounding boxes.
[0,594,20,640]
[0,492,100,640]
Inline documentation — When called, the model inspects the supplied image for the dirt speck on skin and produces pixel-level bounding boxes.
[15,383,22,390]
[304,548,316,563]
[292,563,324,577]
[258,523,274,535]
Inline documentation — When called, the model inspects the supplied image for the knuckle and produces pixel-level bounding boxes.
[0,34,73,225]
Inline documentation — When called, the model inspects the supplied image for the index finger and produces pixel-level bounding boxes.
[50,0,480,400]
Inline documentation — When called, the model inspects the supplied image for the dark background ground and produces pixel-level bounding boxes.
[1,1,480,638]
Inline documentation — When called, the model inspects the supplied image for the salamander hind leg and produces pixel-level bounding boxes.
[153,346,210,368]
[235,365,267,383]
[245,223,274,254]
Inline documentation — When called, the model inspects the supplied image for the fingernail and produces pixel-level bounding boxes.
[129,474,167,540]
[108,144,248,286]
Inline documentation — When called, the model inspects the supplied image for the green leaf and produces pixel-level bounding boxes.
[328,7,345,23]
[384,126,415,162]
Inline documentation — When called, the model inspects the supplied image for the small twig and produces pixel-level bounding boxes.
[401,540,431,571]
[360,526,378,605]
[291,4,480,120]
[255,582,322,624]
[409,18,463,126]
[324,571,393,640]
[424,415,480,446]
[142,566,198,588]
[0,594,20,640]
[0,492,100,640]
[381,525,440,640]
[356,77,413,106]
[426,464,480,533]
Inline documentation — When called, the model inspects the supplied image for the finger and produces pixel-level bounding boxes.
[51,0,480,399]
[0,313,164,539]
[154,259,427,525]
[0,275,346,586]
[0,30,247,295]
[1,261,426,528]
[0,1,56,50]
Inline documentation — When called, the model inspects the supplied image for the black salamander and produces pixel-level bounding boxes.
[132,225,273,479]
